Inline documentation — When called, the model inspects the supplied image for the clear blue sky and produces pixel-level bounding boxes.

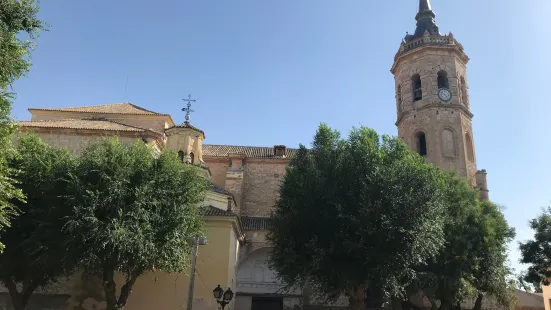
[10,0,551,274]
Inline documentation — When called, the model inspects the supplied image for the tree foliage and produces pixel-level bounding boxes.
[519,207,551,288]
[415,177,516,310]
[0,133,76,310]
[62,138,209,310]
[0,0,46,251]
[268,124,449,310]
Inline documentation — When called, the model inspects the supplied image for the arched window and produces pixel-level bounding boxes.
[396,84,402,111]
[460,76,468,106]
[412,74,422,102]
[437,70,449,89]
[178,151,184,162]
[465,133,474,162]
[441,129,455,157]
[415,131,428,156]
[190,152,195,165]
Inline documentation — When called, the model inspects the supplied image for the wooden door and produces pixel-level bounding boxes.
[250,297,283,310]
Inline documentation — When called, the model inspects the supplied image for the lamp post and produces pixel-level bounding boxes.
[186,236,207,310]
[212,285,234,310]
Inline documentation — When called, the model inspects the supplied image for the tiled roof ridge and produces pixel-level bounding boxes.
[200,205,237,217]
[202,144,299,159]
[28,102,170,116]
[18,118,155,134]
[240,216,273,231]
[125,102,164,115]
[204,143,299,150]
[100,118,164,136]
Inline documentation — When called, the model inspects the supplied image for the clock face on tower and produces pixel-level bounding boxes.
[438,88,452,102]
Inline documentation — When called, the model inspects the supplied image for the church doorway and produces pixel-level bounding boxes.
[251,296,283,310]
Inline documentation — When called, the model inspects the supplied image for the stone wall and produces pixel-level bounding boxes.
[205,159,230,189]
[392,46,477,185]
[17,130,151,155]
[241,160,287,217]
[397,107,473,181]
[205,158,289,216]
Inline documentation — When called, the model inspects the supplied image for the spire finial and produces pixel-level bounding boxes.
[182,94,196,123]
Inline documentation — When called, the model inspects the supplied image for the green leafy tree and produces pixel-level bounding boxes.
[411,175,481,310]
[469,201,516,310]
[519,207,551,289]
[414,178,516,310]
[0,134,76,310]
[63,138,209,310]
[268,124,449,310]
[0,0,46,251]
[515,271,542,293]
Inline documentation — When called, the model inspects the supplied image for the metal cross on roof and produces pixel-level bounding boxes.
[182,94,196,122]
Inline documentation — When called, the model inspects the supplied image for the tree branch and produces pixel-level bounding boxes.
[116,270,141,308]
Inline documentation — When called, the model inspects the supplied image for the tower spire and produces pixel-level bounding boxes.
[405,0,439,41]
[416,0,436,21]
[418,0,432,14]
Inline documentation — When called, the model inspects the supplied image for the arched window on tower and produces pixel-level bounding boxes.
[178,151,184,163]
[465,133,474,162]
[460,76,469,106]
[412,74,422,102]
[437,71,449,89]
[396,84,402,112]
[415,131,428,156]
[190,152,195,165]
[442,129,456,157]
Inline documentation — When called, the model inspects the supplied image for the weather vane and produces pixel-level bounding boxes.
[182,94,196,123]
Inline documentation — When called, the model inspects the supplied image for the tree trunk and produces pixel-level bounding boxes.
[453,301,461,310]
[103,265,119,310]
[348,285,366,310]
[102,265,141,310]
[427,296,438,310]
[116,271,140,308]
[472,294,483,310]
[5,278,28,310]
[390,297,403,310]
[439,299,452,310]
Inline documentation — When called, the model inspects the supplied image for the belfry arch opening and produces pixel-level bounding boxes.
[178,151,184,162]
[437,70,449,89]
[412,74,422,101]
[415,131,428,156]
[190,152,195,165]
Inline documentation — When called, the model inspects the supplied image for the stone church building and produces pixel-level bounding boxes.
[1,1,543,310]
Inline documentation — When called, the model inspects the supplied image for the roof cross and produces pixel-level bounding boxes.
[182,94,196,123]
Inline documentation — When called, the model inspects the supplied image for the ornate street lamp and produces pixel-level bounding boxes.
[212,285,234,309]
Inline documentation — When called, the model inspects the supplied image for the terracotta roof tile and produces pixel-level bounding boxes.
[211,184,231,195]
[18,119,149,132]
[166,122,205,138]
[241,216,273,231]
[203,144,298,159]
[28,103,168,116]
[200,205,235,217]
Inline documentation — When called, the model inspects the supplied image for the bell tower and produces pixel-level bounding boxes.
[390,0,489,199]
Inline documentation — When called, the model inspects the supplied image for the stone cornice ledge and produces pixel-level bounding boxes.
[395,103,474,127]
